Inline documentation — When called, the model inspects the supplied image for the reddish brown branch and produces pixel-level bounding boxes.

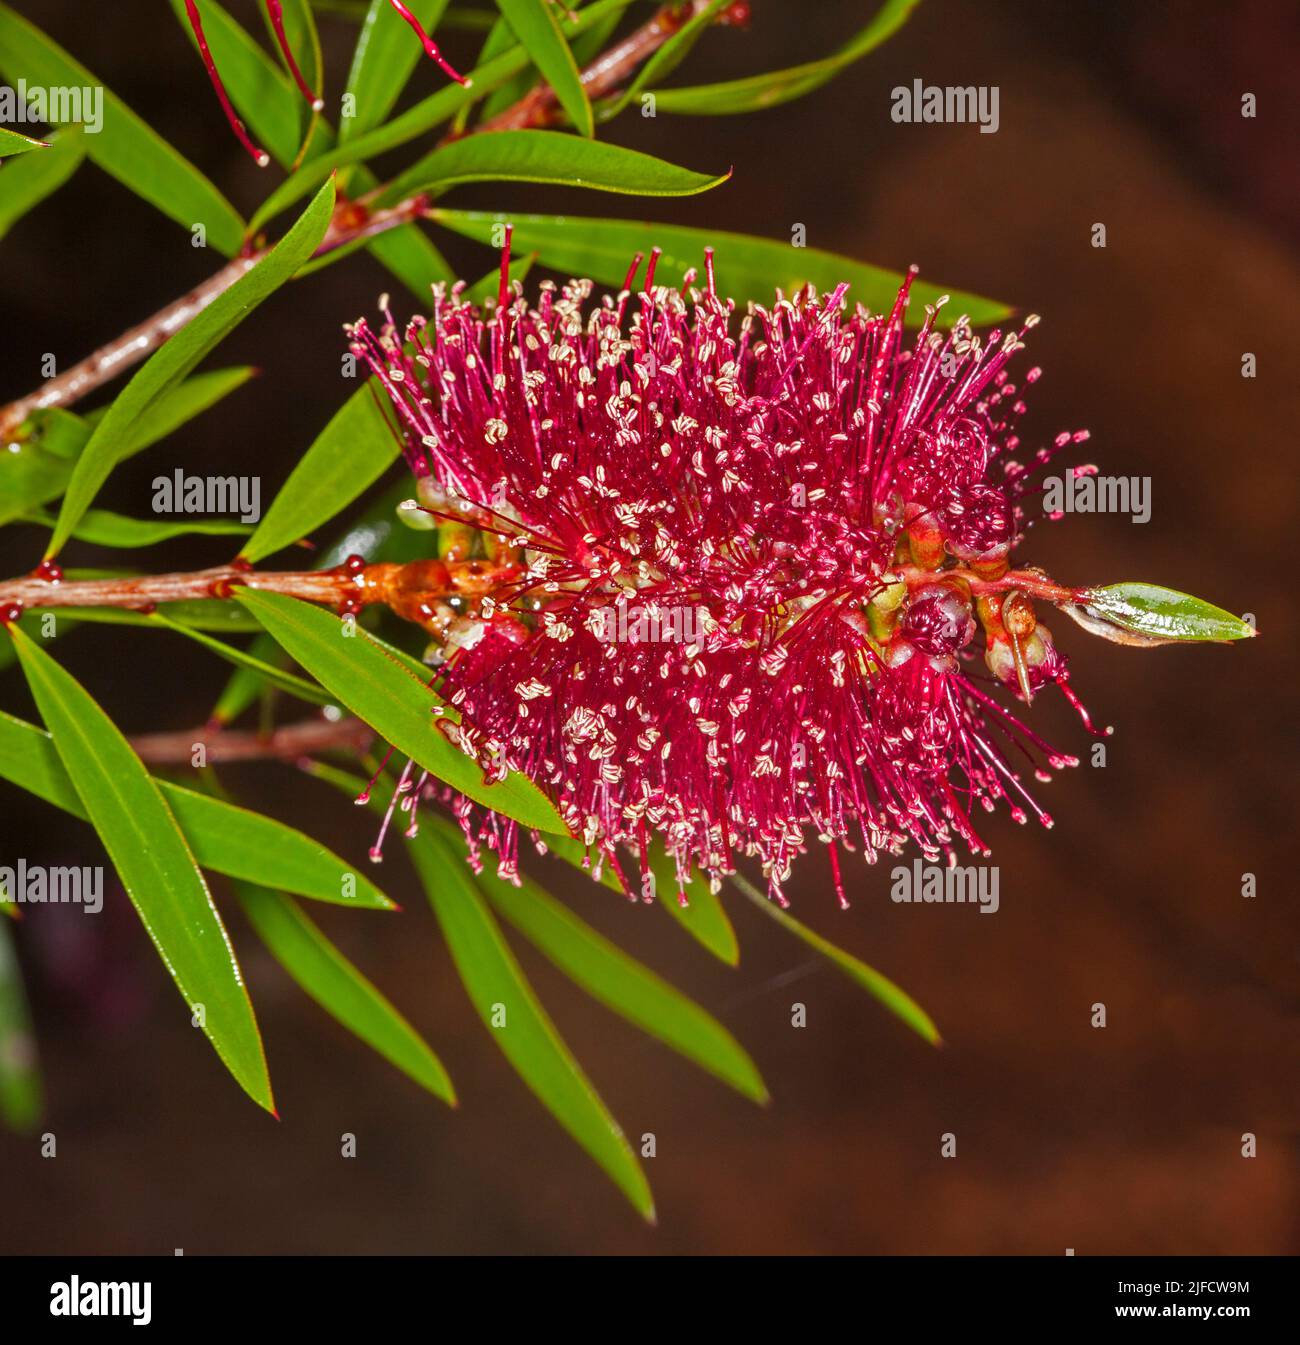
[0,196,429,442]
[130,715,372,765]
[0,565,354,613]
[0,254,259,441]
[0,558,518,623]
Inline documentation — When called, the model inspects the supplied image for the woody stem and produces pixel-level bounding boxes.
[130,716,373,765]
[0,558,518,617]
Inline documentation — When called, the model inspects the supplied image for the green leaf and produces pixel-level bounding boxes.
[654,0,920,116]
[247,0,631,231]
[600,0,728,119]
[0,420,83,529]
[1074,582,1258,644]
[258,0,323,106]
[6,628,273,1109]
[649,842,739,966]
[212,482,416,725]
[0,708,393,912]
[378,128,729,206]
[340,0,451,142]
[209,630,285,725]
[0,1,245,254]
[0,917,42,1132]
[21,507,251,549]
[44,599,262,634]
[1,368,256,528]
[471,830,767,1103]
[241,381,401,563]
[0,125,83,242]
[472,15,534,123]
[44,180,336,559]
[494,0,593,137]
[409,823,653,1219]
[233,588,567,834]
[541,828,738,963]
[168,0,313,166]
[236,884,454,1102]
[0,125,47,155]
[87,365,260,445]
[168,1,443,301]
[144,612,332,706]
[730,871,941,1045]
[430,210,1012,325]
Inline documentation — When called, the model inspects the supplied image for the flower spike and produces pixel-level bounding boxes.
[344,262,1126,900]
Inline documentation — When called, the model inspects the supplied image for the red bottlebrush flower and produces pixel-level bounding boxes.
[346,250,1104,905]
[182,0,466,167]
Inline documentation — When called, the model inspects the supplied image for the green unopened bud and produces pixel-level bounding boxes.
[396,498,438,531]
[870,572,907,614]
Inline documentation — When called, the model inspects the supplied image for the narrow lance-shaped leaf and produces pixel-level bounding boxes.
[0,709,394,912]
[409,823,654,1219]
[0,1,245,253]
[600,0,729,119]
[83,366,260,442]
[168,0,449,301]
[730,872,941,1046]
[541,824,738,963]
[653,0,920,116]
[247,0,632,231]
[0,918,42,1132]
[0,125,47,155]
[210,478,433,726]
[430,209,1012,326]
[168,0,313,166]
[1070,582,1257,645]
[44,179,336,559]
[467,1,631,128]
[258,0,323,106]
[43,597,262,634]
[6,627,274,1110]
[495,0,593,137]
[650,843,739,966]
[234,588,567,834]
[21,507,251,549]
[377,129,729,207]
[0,125,83,243]
[1,367,256,528]
[145,612,332,707]
[340,0,451,141]
[236,883,455,1103]
[466,826,767,1103]
[472,14,535,124]
[242,381,401,563]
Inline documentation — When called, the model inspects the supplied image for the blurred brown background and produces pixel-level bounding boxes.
[1,0,1297,1254]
